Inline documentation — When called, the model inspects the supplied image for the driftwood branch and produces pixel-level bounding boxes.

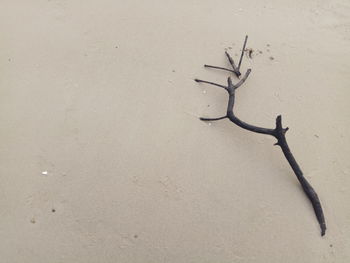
[195,36,326,236]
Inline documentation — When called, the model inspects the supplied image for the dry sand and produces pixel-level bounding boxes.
[1,0,350,262]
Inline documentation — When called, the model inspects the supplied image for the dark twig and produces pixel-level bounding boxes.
[237,35,248,72]
[225,51,239,76]
[195,36,326,236]
[194,79,227,89]
[203,36,248,78]
[200,116,228,121]
[204,65,235,74]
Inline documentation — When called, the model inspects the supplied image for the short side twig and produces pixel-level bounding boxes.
[195,36,326,236]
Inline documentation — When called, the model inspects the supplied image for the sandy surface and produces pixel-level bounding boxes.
[1,0,350,262]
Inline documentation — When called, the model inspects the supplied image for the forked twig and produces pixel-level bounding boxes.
[204,35,248,78]
[195,36,326,236]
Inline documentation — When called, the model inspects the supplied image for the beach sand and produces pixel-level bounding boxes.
[1,0,350,262]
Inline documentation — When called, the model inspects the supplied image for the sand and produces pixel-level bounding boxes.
[1,0,350,262]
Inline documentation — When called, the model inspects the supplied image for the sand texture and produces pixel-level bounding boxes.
[1,0,350,262]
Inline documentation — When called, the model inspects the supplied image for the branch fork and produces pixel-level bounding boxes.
[195,36,326,236]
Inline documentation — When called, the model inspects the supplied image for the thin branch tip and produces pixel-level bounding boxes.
[200,116,227,121]
[237,35,248,72]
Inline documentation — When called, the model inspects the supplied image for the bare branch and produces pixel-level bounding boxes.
[195,35,326,236]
